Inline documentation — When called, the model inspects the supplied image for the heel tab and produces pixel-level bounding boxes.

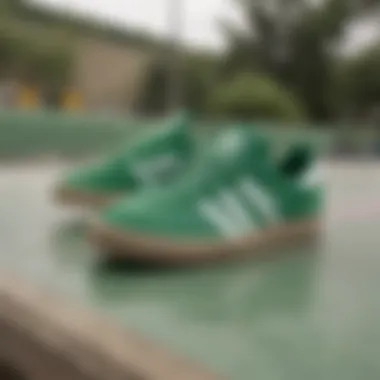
[278,143,316,179]
[300,162,325,188]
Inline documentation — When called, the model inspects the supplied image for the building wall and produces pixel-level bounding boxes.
[3,15,155,112]
[72,37,153,113]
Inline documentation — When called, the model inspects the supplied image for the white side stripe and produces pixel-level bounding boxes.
[219,190,253,229]
[198,191,256,237]
[199,201,245,237]
[198,178,278,237]
[240,178,279,222]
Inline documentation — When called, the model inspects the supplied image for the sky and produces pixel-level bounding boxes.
[30,0,379,53]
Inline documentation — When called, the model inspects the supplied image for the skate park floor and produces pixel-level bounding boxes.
[1,160,380,380]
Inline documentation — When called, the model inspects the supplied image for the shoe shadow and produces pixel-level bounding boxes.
[94,235,323,276]
[87,236,324,317]
[94,254,198,275]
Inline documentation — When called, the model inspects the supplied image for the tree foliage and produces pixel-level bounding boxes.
[0,6,73,89]
[136,54,217,115]
[207,72,305,122]
[339,44,380,115]
[220,0,379,121]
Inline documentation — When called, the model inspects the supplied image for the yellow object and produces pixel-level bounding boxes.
[62,89,82,110]
[18,86,39,109]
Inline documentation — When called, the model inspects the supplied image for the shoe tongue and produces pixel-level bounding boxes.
[210,128,269,166]
[126,111,192,157]
[164,109,192,132]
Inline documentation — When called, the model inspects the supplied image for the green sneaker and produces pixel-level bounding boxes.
[90,128,324,264]
[54,112,195,207]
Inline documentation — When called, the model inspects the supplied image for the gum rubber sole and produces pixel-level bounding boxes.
[0,274,220,380]
[54,186,125,208]
[89,218,320,265]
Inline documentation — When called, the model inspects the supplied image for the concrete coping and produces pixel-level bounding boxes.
[0,272,221,380]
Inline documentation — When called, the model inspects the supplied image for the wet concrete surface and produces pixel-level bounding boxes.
[1,161,380,380]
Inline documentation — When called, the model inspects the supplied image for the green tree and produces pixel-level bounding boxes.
[136,53,217,115]
[0,23,26,77]
[338,43,380,118]
[207,72,305,122]
[221,0,379,121]
[20,38,71,86]
[0,15,72,92]
[135,59,168,115]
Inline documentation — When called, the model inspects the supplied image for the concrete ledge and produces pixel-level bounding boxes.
[0,273,221,380]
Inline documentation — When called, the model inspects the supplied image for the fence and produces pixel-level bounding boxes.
[1,109,375,159]
[0,110,143,158]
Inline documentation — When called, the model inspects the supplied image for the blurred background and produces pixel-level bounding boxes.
[1,2,380,379]
[0,0,379,157]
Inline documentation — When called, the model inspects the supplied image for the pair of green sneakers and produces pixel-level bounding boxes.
[55,114,323,264]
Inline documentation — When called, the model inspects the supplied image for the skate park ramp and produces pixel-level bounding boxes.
[1,159,380,380]
[0,111,379,379]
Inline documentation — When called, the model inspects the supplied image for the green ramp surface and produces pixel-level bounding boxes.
[0,161,379,379]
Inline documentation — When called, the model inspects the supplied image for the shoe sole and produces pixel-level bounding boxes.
[54,185,124,208]
[88,218,320,265]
